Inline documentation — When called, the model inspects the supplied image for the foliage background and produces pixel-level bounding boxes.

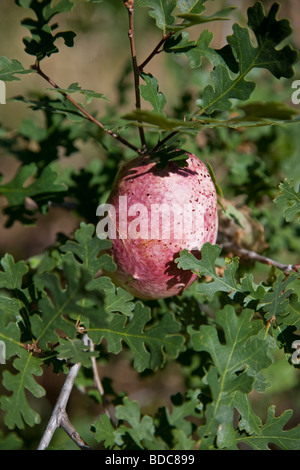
[0,0,299,449]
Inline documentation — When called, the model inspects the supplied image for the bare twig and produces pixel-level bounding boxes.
[139,32,172,71]
[37,361,89,450]
[60,411,91,450]
[152,129,179,152]
[123,0,147,150]
[37,334,93,450]
[221,241,300,274]
[31,62,141,154]
[138,16,184,71]
[137,20,186,152]
[89,339,117,425]
[37,332,117,450]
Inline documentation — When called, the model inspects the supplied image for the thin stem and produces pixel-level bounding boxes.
[37,362,84,450]
[152,130,179,152]
[139,33,172,71]
[37,334,92,450]
[31,62,141,154]
[89,339,117,425]
[221,241,300,274]
[138,25,185,152]
[60,411,90,450]
[138,16,184,72]
[123,0,147,150]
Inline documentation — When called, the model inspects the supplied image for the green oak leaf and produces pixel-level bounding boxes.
[137,0,176,33]
[166,389,202,436]
[114,396,155,448]
[56,337,98,367]
[274,179,300,222]
[140,73,166,114]
[15,0,76,61]
[176,7,235,29]
[12,95,85,122]
[60,222,115,276]
[103,285,135,317]
[189,306,272,389]
[259,272,297,322]
[176,0,207,15]
[92,414,116,449]
[163,31,197,55]
[185,30,229,68]
[0,347,45,430]
[237,406,300,450]
[176,243,267,306]
[0,254,33,334]
[0,431,23,450]
[87,302,185,372]
[281,294,300,329]
[0,163,67,227]
[124,107,300,131]
[51,82,109,104]
[31,261,92,350]
[123,109,199,131]
[199,2,297,114]
[200,63,255,114]
[0,254,28,291]
[176,244,240,298]
[246,2,297,79]
[0,57,32,81]
[149,145,189,169]
[191,306,274,447]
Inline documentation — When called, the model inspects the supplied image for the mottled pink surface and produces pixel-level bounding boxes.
[104,152,218,300]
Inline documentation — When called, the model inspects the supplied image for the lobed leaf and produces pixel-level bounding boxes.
[31,262,89,350]
[176,244,240,298]
[123,106,300,132]
[0,254,28,291]
[149,145,189,169]
[199,2,297,114]
[92,414,116,449]
[16,0,76,61]
[140,73,166,115]
[176,7,235,29]
[0,57,32,81]
[114,396,155,448]
[88,302,185,372]
[166,389,202,436]
[0,350,45,430]
[176,0,207,15]
[274,179,300,222]
[176,243,267,306]
[51,82,109,104]
[0,301,45,430]
[60,222,115,276]
[259,272,297,322]
[56,337,98,367]
[191,306,274,447]
[0,163,67,227]
[137,0,176,33]
[236,406,300,450]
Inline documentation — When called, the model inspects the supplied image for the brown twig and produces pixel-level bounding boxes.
[88,339,117,425]
[221,241,300,274]
[123,0,147,150]
[31,62,141,154]
[37,361,89,450]
[152,129,179,152]
[60,411,91,450]
[137,20,186,152]
[139,32,172,72]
